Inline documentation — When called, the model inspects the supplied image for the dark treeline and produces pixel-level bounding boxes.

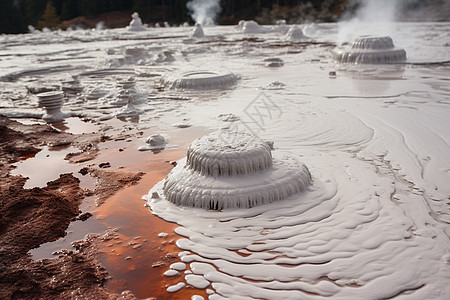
[1,0,347,34]
[1,0,448,34]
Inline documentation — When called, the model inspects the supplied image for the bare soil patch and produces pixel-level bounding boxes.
[0,116,140,299]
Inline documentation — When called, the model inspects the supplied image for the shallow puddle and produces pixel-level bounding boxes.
[25,125,211,299]
[94,127,211,299]
[96,161,208,299]
[51,117,102,134]
[11,145,91,189]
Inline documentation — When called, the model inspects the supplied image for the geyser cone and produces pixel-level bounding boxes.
[333,36,406,64]
[187,131,273,177]
[160,71,238,91]
[285,26,307,41]
[192,23,205,38]
[37,91,69,122]
[159,131,312,210]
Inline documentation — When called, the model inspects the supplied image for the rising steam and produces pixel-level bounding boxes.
[186,0,222,25]
[338,0,400,45]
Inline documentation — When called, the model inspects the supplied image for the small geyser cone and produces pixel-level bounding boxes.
[160,71,238,91]
[161,131,312,210]
[333,36,406,64]
[285,26,307,41]
[192,23,205,38]
[128,12,146,31]
[240,20,265,34]
[37,91,69,122]
[187,131,273,177]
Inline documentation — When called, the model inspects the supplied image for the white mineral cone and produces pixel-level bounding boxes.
[138,134,167,151]
[128,12,146,31]
[160,71,238,91]
[285,26,307,42]
[241,20,266,34]
[160,131,312,209]
[37,91,70,122]
[333,36,407,64]
[192,23,205,38]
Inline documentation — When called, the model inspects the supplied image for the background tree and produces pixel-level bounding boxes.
[23,0,47,27]
[37,1,61,29]
[61,0,79,21]
[1,0,449,34]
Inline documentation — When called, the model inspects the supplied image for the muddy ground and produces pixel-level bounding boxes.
[0,116,142,299]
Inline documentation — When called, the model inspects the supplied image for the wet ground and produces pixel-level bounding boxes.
[1,22,449,299]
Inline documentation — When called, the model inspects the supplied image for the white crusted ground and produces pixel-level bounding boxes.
[1,21,449,299]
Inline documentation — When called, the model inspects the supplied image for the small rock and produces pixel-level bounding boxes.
[77,212,92,221]
[78,167,89,175]
[152,261,165,268]
[99,162,111,168]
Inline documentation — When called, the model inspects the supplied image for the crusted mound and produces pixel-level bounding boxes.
[187,131,273,177]
[37,91,69,122]
[285,26,307,41]
[163,155,311,210]
[333,36,406,64]
[153,131,312,210]
[160,71,238,91]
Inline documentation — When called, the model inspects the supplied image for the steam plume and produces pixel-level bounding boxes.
[338,0,399,44]
[186,0,222,25]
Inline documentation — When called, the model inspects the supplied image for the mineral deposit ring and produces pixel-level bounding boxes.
[160,71,238,90]
[186,131,273,176]
[163,155,312,210]
[333,36,407,64]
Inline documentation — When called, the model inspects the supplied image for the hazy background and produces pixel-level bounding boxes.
[1,0,449,34]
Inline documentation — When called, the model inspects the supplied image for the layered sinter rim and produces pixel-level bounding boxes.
[334,49,407,64]
[351,36,395,50]
[333,36,407,64]
[160,71,238,91]
[163,155,312,210]
[186,131,272,177]
[160,131,312,209]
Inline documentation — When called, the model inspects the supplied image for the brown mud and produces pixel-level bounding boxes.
[0,116,136,299]
[86,168,145,206]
